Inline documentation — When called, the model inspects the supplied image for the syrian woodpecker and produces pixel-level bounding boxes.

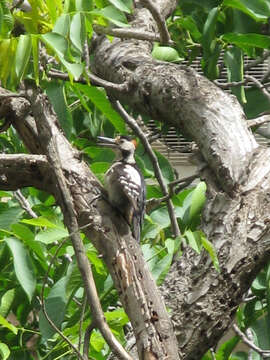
[97,135,146,242]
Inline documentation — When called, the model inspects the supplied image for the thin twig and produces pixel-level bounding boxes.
[214,79,247,89]
[93,25,175,45]
[140,0,171,44]
[233,324,270,359]
[111,99,181,238]
[245,75,270,103]
[83,322,96,359]
[14,190,38,218]
[248,113,270,128]
[40,237,85,360]
[47,69,129,93]
[78,293,87,355]
[244,50,270,71]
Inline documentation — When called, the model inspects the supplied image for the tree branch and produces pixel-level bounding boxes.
[94,24,175,45]
[0,154,49,190]
[27,87,132,360]
[233,324,270,358]
[140,0,171,44]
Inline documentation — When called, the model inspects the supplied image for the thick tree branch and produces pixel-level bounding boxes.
[90,1,270,359]
[0,154,49,190]
[27,87,133,360]
[4,86,179,359]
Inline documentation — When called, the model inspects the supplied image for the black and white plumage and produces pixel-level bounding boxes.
[97,135,146,242]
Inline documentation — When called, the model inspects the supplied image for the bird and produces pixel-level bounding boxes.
[97,135,146,242]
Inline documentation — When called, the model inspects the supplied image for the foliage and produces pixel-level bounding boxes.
[0,0,269,358]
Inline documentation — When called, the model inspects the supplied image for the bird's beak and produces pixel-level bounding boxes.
[97,136,117,147]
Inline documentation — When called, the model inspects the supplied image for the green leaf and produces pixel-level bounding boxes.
[5,237,36,302]
[76,0,94,11]
[0,314,18,335]
[75,84,126,133]
[90,5,129,27]
[156,151,175,184]
[202,7,219,54]
[152,46,183,62]
[150,207,170,229]
[21,217,59,228]
[224,47,246,104]
[15,34,32,81]
[108,0,132,13]
[189,181,206,222]
[31,35,39,85]
[36,227,68,244]
[11,223,46,262]
[0,289,15,317]
[215,336,239,360]
[41,32,67,58]
[39,277,67,339]
[201,233,220,272]
[223,0,270,22]
[46,82,73,138]
[0,205,23,230]
[184,229,201,253]
[90,162,110,174]
[222,33,270,50]
[70,12,85,53]
[0,343,10,360]
[53,14,70,37]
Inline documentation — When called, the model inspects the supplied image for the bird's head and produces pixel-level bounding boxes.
[97,135,137,163]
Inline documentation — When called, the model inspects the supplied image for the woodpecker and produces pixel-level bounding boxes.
[97,135,146,242]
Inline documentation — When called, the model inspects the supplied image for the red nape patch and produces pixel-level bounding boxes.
[131,139,138,148]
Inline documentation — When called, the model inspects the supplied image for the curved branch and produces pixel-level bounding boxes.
[0,154,49,190]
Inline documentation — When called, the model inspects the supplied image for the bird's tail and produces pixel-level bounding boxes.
[132,214,141,242]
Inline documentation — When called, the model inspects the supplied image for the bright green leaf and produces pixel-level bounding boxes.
[152,46,183,62]
[15,34,32,81]
[202,7,219,53]
[36,227,68,244]
[5,237,36,302]
[21,217,59,228]
[224,47,246,104]
[222,33,270,50]
[0,314,18,335]
[90,5,129,27]
[108,0,132,13]
[31,35,39,85]
[189,182,206,222]
[0,289,15,317]
[201,233,220,272]
[70,12,85,53]
[90,162,110,174]
[184,229,201,253]
[0,342,10,360]
[223,0,270,22]
[41,32,67,58]
[53,14,70,37]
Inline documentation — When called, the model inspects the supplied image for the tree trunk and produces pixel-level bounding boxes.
[1,0,270,359]
[91,1,270,359]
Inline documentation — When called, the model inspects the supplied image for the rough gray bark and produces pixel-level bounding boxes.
[1,0,270,359]
[0,87,179,360]
[90,1,270,359]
